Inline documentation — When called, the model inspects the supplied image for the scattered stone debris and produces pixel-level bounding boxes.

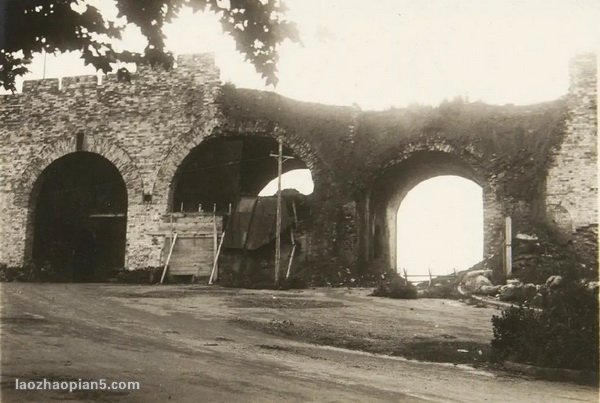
[516,233,539,241]
[546,275,563,289]
[371,275,418,299]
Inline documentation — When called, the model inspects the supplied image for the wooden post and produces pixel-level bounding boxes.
[428,268,433,286]
[286,245,297,280]
[160,233,178,284]
[42,49,47,79]
[286,229,296,279]
[268,140,294,287]
[274,137,283,286]
[503,216,512,278]
[209,231,226,285]
[403,267,408,282]
[212,204,218,281]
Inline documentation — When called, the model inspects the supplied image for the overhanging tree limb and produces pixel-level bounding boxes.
[0,0,298,92]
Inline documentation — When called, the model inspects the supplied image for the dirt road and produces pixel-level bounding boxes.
[1,283,597,402]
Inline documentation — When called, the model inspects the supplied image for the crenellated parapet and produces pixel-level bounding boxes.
[1,53,219,101]
[0,52,221,147]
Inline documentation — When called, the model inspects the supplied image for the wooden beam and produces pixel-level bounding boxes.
[160,233,178,284]
[209,231,226,285]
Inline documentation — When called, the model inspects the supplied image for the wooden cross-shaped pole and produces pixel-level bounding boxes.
[269,137,294,286]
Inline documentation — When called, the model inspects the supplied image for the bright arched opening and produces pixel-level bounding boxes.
[258,169,314,196]
[396,175,483,276]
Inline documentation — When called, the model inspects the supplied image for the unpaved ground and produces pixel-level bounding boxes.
[1,283,597,402]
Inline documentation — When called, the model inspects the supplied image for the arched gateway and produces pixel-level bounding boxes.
[30,152,128,281]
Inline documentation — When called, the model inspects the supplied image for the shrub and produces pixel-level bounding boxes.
[491,282,599,371]
[371,275,418,299]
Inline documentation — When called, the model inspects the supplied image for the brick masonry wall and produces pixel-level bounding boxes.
[545,54,598,268]
[545,54,598,232]
[0,53,596,276]
[0,54,221,268]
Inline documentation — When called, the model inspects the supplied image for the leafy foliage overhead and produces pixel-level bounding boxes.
[0,0,298,91]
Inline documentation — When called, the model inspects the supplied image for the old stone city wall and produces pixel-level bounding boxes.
[0,53,596,278]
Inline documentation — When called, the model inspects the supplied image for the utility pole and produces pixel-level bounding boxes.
[269,137,294,286]
[275,138,283,285]
[42,49,47,79]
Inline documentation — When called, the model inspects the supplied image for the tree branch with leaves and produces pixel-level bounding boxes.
[0,0,298,92]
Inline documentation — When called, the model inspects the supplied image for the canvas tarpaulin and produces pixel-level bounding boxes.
[223,196,292,250]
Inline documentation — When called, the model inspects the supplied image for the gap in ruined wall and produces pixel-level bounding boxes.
[366,151,486,274]
[396,175,483,278]
[30,152,127,282]
[258,169,314,196]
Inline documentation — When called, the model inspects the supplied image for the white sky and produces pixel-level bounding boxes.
[259,169,314,196]
[13,0,599,109]
[397,176,483,275]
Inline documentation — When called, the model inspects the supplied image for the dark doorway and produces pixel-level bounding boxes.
[31,152,127,281]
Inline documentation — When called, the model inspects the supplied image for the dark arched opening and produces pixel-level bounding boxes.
[171,136,308,212]
[31,152,127,281]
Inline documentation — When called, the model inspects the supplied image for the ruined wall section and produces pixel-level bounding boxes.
[545,53,598,267]
[0,54,221,268]
[545,54,597,228]
[215,84,571,278]
[351,98,567,274]
[216,88,357,270]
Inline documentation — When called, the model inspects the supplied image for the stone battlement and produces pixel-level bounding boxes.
[3,53,219,97]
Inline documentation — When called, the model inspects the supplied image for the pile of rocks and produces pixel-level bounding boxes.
[461,271,600,307]
[461,269,501,296]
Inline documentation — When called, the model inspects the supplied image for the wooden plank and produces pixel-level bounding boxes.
[160,233,178,284]
[157,222,219,233]
[148,232,215,238]
[504,216,512,278]
[285,244,296,279]
[168,237,214,276]
[212,208,218,281]
[209,231,226,285]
